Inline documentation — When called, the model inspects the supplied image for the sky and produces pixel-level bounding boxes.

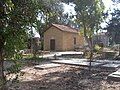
[102,0,113,11]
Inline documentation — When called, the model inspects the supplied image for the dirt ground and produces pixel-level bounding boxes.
[6,60,120,90]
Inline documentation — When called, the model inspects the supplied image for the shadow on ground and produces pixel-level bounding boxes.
[8,65,120,90]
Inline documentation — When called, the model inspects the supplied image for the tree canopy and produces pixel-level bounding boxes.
[0,0,41,89]
[61,0,105,71]
[0,0,39,59]
[73,0,105,49]
[105,9,120,45]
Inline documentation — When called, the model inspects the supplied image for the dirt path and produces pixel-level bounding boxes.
[7,62,120,90]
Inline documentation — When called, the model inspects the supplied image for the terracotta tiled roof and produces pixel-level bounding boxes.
[52,24,79,33]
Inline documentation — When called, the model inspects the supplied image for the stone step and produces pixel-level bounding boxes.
[34,63,61,69]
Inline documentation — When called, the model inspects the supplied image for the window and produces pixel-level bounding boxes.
[74,37,76,45]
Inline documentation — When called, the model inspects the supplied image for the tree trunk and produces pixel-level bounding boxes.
[0,53,6,90]
[119,44,120,56]
[89,49,93,72]
[0,36,6,90]
[89,37,93,72]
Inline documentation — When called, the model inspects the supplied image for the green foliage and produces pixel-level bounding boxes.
[35,0,64,36]
[4,29,27,59]
[74,0,105,37]
[93,44,103,53]
[105,9,120,45]
[94,44,101,51]
[68,0,105,70]
[0,0,41,88]
[112,0,120,3]
[0,0,39,59]
[72,0,105,55]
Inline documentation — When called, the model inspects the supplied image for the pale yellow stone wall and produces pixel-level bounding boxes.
[44,26,63,51]
[77,33,84,47]
[62,32,84,50]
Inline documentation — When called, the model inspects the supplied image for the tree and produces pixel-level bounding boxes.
[62,0,105,71]
[75,0,104,71]
[0,0,39,89]
[61,0,105,71]
[35,0,64,33]
[0,0,68,88]
[105,9,120,56]
[112,0,120,3]
[105,10,120,45]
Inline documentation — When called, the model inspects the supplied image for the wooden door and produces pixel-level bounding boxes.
[50,39,55,51]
